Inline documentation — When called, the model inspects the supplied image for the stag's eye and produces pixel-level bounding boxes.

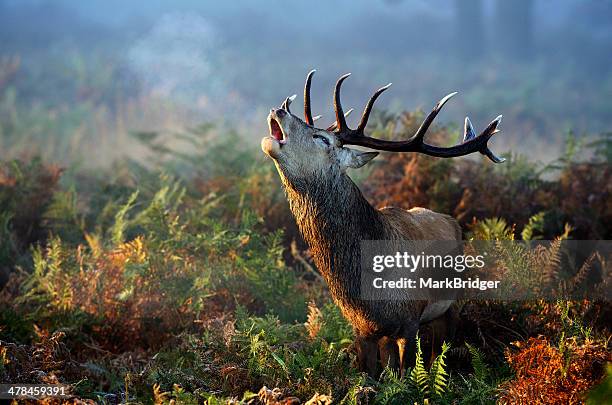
[313,134,330,146]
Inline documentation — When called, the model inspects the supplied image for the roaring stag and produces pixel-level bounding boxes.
[261,70,504,376]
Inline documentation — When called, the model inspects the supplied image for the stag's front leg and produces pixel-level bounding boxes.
[398,323,419,377]
[355,334,379,377]
[378,336,399,371]
[423,305,460,365]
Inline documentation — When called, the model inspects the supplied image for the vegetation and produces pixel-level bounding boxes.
[0,109,610,403]
[0,2,610,402]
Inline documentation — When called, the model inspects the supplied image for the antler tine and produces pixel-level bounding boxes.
[304,69,316,125]
[327,108,354,131]
[281,94,297,113]
[463,117,476,142]
[333,73,351,132]
[410,92,457,143]
[480,115,505,163]
[357,83,392,133]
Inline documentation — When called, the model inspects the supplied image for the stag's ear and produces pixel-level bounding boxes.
[338,148,378,169]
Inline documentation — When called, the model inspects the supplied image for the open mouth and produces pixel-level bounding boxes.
[269,118,286,144]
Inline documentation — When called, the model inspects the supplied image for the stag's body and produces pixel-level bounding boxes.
[262,70,504,375]
[276,145,461,374]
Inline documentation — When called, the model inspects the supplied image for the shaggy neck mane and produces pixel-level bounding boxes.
[277,165,385,302]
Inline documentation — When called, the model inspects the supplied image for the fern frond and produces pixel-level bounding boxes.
[410,335,429,395]
[521,212,545,240]
[429,342,450,397]
[470,217,514,241]
[110,190,139,245]
[572,252,598,293]
[466,342,489,381]
[542,238,563,286]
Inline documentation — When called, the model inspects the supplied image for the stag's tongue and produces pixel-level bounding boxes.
[270,119,283,142]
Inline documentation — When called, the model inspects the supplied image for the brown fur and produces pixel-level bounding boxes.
[381,207,462,240]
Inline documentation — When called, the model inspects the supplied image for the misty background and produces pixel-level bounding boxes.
[0,0,610,165]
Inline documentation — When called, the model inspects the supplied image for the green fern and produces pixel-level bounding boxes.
[469,217,514,241]
[377,367,412,405]
[521,212,545,241]
[410,335,429,396]
[43,187,84,243]
[408,336,452,400]
[466,343,489,381]
[110,190,139,245]
[317,303,354,345]
[429,342,450,397]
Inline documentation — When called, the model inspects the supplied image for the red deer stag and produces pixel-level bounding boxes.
[261,70,505,376]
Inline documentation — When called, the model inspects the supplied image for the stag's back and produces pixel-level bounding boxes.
[380,207,462,241]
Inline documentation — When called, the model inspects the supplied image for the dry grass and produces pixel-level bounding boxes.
[500,336,610,404]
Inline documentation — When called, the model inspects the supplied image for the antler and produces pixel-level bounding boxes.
[301,71,505,163]
[281,94,296,113]
[304,69,316,125]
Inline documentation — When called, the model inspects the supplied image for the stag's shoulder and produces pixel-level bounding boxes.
[378,206,461,240]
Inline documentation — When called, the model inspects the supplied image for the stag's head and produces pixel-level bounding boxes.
[262,70,505,183]
[261,72,380,179]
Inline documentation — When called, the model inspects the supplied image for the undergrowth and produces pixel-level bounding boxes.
[0,119,610,403]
